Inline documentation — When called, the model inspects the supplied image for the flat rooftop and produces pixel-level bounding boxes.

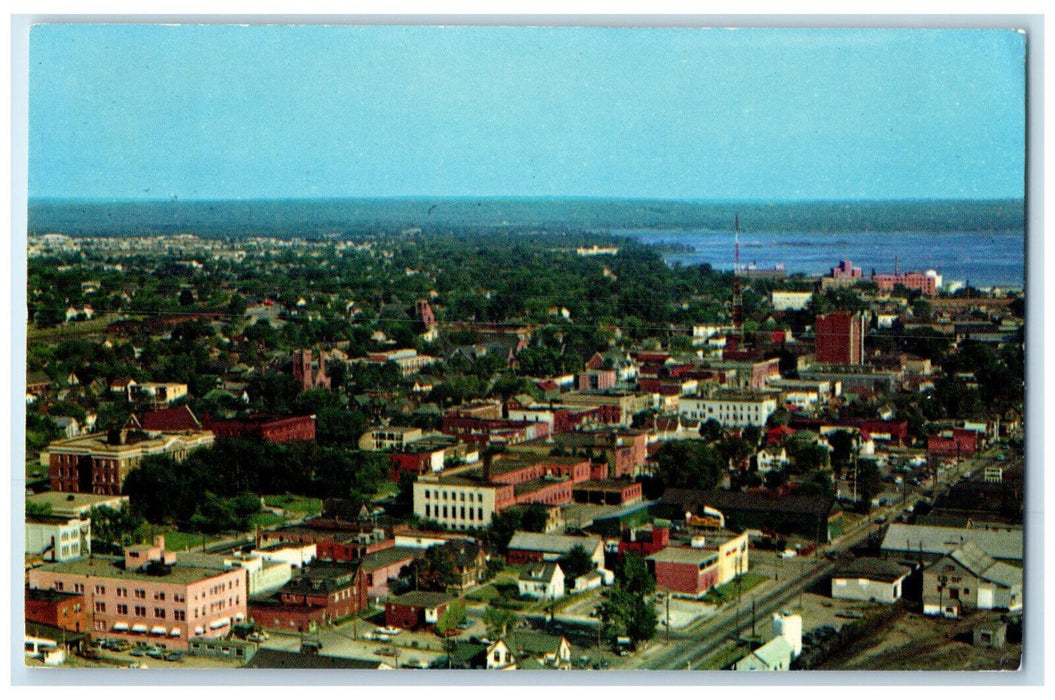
[35,555,239,586]
[26,492,129,515]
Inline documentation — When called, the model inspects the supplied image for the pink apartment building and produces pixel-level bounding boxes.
[26,536,246,650]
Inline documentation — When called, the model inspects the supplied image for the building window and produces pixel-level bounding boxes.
[134,589,146,599]
[154,591,166,601]
[174,610,185,621]
[95,602,106,613]
[425,504,431,517]
[134,605,147,617]
[117,604,128,615]
[478,507,483,520]
[54,581,64,591]
[154,608,166,619]
[74,583,84,593]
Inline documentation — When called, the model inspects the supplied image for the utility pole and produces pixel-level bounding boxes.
[665,595,670,645]
[751,597,756,639]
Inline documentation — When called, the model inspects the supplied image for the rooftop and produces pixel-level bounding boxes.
[880,523,1023,562]
[34,555,240,586]
[386,590,451,608]
[359,547,418,571]
[518,562,561,582]
[833,558,911,583]
[645,547,719,567]
[507,532,601,555]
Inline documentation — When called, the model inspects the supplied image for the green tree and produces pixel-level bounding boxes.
[520,503,549,533]
[482,604,518,639]
[558,544,595,584]
[435,599,466,635]
[653,440,724,491]
[616,552,655,595]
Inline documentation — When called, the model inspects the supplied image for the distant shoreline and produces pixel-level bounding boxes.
[28,197,1024,238]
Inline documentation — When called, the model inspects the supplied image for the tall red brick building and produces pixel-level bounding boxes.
[814,312,864,365]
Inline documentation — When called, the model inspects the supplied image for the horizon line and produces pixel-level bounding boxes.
[28,195,1025,205]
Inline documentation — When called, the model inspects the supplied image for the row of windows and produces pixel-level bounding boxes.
[423,490,484,502]
[424,504,485,521]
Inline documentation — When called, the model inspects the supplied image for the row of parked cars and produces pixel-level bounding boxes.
[89,638,183,662]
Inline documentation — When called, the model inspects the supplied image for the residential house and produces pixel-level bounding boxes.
[517,562,565,600]
[507,632,573,670]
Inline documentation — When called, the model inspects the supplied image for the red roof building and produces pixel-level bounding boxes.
[139,406,203,432]
[204,414,316,443]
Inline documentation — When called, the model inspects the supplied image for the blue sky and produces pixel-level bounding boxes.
[28,24,1026,201]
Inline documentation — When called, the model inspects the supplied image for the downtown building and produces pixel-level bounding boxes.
[814,311,865,365]
[26,536,247,650]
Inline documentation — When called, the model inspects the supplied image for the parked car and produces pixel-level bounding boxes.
[147,649,165,660]
[163,651,183,662]
[129,649,146,657]
[380,626,402,636]
[246,632,269,643]
[779,549,797,559]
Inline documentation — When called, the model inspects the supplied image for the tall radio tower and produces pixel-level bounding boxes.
[730,213,743,352]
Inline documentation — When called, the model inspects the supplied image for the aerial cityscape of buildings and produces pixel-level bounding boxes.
[21,222,1025,673]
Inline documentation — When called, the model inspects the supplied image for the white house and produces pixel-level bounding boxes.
[755,446,789,473]
[517,562,565,600]
[485,639,517,670]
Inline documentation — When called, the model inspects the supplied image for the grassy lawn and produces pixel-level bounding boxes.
[702,572,769,605]
[160,528,223,551]
[373,482,400,500]
[262,494,322,515]
[249,512,286,529]
[465,584,500,603]
[28,314,120,341]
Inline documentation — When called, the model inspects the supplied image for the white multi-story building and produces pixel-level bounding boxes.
[413,476,510,530]
[678,392,779,428]
[26,515,91,563]
[770,291,814,311]
[358,426,424,452]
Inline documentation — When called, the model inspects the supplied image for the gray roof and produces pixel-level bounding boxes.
[518,562,561,583]
[646,547,719,567]
[983,562,1023,589]
[507,532,601,556]
[743,635,794,670]
[880,523,1023,562]
[833,558,911,584]
[386,591,451,609]
[936,541,1022,590]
